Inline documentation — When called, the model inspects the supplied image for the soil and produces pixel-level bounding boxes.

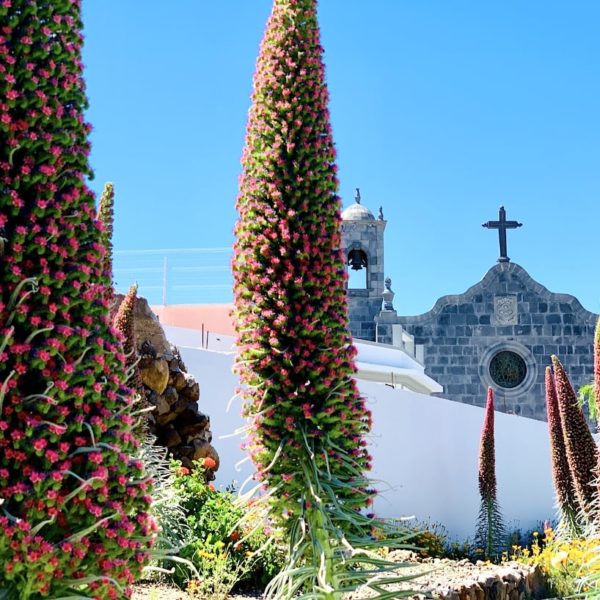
[132,581,261,600]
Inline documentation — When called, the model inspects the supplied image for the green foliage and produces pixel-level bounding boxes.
[138,438,190,562]
[577,382,598,424]
[170,461,285,595]
[512,528,600,598]
[373,519,447,559]
[474,498,507,560]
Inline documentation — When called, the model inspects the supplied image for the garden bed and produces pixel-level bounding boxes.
[132,582,261,599]
[133,552,549,599]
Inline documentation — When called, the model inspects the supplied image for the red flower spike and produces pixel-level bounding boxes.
[545,366,580,534]
[0,2,154,596]
[474,388,505,559]
[113,283,144,396]
[478,387,497,502]
[232,0,372,531]
[551,355,598,516]
[595,317,600,420]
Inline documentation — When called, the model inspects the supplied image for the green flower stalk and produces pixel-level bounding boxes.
[545,366,580,537]
[0,2,155,597]
[97,181,115,294]
[551,355,598,520]
[232,0,413,596]
[474,388,505,559]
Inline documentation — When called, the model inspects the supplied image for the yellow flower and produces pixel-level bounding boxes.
[550,550,569,568]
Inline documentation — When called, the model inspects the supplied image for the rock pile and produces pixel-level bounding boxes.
[354,551,548,600]
[115,294,219,479]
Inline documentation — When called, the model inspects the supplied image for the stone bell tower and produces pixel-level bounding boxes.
[341,188,386,341]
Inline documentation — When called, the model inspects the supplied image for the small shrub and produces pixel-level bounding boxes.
[171,460,285,595]
[411,523,447,558]
[511,526,600,597]
[444,539,477,562]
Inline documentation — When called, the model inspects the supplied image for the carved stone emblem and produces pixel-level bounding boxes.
[494,296,518,325]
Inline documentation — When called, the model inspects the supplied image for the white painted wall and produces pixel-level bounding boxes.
[365,383,555,539]
[172,341,555,541]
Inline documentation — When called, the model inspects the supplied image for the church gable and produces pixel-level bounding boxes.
[395,262,597,420]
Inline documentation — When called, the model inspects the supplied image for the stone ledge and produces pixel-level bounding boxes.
[353,551,548,600]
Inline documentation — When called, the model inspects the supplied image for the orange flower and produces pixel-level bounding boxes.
[203,457,217,470]
[178,466,190,476]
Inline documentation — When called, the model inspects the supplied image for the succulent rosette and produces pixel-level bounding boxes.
[0,1,155,597]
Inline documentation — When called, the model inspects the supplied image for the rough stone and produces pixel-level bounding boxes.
[169,369,187,391]
[111,295,218,478]
[139,358,170,394]
[160,426,182,448]
[178,412,210,438]
[180,377,200,402]
[130,295,172,358]
[161,385,178,406]
[347,257,598,420]
[353,553,547,600]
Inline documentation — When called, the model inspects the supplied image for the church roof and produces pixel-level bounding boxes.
[395,262,598,324]
[342,203,375,221]
[341,188,375,221]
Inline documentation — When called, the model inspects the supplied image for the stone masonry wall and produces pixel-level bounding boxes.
[342,219,387,341]
[386,262,598,420]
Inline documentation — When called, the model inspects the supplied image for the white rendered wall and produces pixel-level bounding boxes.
[174,342,555,541]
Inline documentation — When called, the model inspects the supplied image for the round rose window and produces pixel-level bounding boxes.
[489,350,527,389]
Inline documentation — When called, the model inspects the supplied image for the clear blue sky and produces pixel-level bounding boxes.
[82,1,600,315]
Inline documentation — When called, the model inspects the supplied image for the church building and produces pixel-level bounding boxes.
[341,191,598,421]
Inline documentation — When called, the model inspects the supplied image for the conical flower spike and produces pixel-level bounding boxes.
[552,355,598,518]
[545,366,580,536]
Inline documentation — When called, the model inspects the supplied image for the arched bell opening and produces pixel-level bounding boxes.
[347,247,368,289]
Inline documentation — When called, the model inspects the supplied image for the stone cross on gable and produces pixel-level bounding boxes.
[482,206,522,263]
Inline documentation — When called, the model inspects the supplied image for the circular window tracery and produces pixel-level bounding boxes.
[489,350,527,389]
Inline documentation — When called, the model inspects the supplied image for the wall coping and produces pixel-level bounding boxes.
[396,262,598,325]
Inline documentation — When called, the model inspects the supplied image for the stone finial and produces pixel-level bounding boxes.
[378,206,384,220]
[382,277,395,311]
[355,188,361,204]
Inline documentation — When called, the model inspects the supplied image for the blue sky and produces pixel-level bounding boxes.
[82,1,600,315]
